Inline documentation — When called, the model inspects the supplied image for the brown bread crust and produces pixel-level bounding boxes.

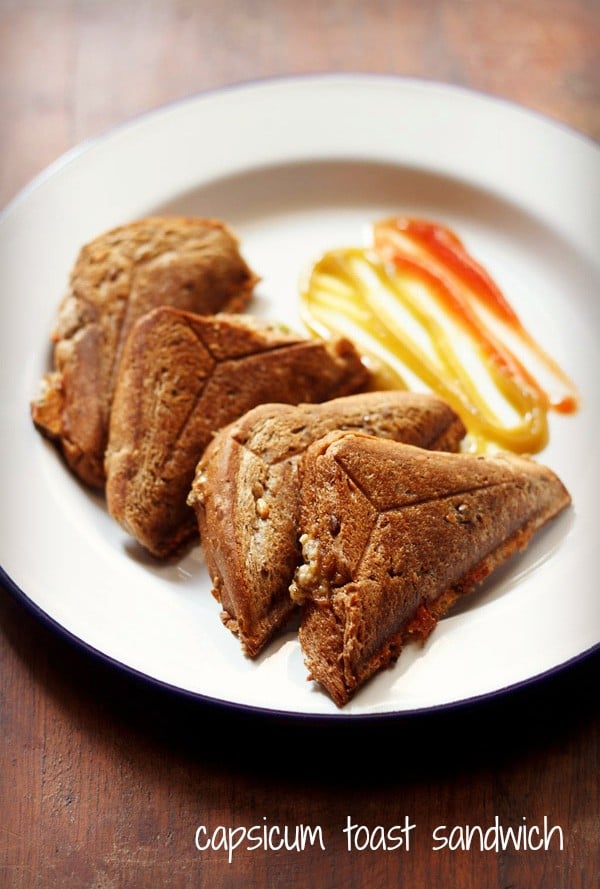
[30,216,258,488]
[189,392,466,656]
[291,432,572,707]
[105,307,369,558]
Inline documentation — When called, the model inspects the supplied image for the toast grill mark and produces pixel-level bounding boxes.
[136,318,305,481]
[317,452,531,593]
[348,478,529,590]
[333,451,521,516]
[157,327,339,478]
[104,223,255,401]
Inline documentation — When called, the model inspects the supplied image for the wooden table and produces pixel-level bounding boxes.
[1,2,598,887]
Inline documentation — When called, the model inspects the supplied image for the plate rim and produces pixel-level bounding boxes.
[3,71,598,220]
[4,563,598,723]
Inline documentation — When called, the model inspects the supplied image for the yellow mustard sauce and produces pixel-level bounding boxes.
[299,217,579,454]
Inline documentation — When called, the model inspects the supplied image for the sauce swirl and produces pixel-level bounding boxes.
[300,217,579,454]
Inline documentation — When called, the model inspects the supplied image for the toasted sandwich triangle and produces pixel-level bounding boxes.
[105,306,368,557]
[31,216,258,489]
[188,391,466,656]
[291,431,572,707]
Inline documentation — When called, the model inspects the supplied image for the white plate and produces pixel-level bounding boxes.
[1,74,599,718]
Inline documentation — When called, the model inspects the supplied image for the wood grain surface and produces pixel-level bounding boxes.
[1,2,598,887]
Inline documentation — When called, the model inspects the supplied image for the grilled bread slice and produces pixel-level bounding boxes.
[105,307,369,558]
[31,216,258,488]
[188,392,466,656]
[290,431,571,707]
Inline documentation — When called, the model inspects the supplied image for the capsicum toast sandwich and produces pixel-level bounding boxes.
[290,431,571,707]
[105,306,368,558]
[31,216,258,489]
[188,391,466,657]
